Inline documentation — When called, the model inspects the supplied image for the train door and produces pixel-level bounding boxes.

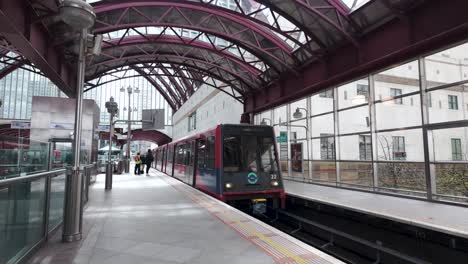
[195,138,206,189]
[185,141,195,185]
[162,148,166,172]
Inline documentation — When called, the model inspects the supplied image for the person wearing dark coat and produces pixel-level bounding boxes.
[140,155,146,174]
[145,149,154,175]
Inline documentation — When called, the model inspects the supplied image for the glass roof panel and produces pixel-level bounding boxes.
[340,0,373,11]
[101,26,269,72]
[90,0,307,51]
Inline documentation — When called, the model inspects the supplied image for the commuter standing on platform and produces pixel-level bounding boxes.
[145,149,154,175]
[140,154,146,175]
[134,152,142,175]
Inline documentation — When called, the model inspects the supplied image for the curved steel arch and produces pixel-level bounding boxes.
[132,66,180,110]
[98,34,263,82]
[122,128,172,146]
[92,1,297,73]
[86,54,256,94]
[86,70,244,104]
[86,61,248,108]
[256,0,359,48]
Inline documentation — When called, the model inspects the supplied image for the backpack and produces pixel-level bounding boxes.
[147,153,154,162]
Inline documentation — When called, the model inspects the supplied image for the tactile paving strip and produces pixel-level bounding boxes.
[157,172,343,264]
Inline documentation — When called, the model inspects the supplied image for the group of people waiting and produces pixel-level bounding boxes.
[134,149,154,175]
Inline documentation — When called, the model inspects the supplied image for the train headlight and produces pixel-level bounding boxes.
[271,180,279,187]
[225,182,233,189]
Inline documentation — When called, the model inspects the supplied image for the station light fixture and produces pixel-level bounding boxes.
[59,0,96,29]
[105,96,119,117]
[260,118,271,126]
[293,108,303,119]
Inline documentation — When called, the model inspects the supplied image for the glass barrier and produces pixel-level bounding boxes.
[0,136,49,180]
[48,173,66,230]
[376,161,426,196]
[0,178,46,264]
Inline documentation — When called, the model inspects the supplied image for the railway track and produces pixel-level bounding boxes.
[250,196,468,264]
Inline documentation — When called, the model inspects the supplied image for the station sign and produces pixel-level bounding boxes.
[11,121,31,129]
[50,122,74,130]
[276,132,288,143]
[96,124,110,132]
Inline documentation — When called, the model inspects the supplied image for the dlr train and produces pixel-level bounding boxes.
[153,124,285,210]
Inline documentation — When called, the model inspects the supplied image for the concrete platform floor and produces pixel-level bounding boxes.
[27,171,282,264]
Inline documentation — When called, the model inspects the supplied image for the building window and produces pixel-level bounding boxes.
[392,136,406,160]
[448,95,458,110]
[344,91,348,100]
[390,88,402,104]
[319,90,333,98]
[320,134,335,160]
[359,135,372,161]
[427,93,432,107]
[356,84,369,100]
[188,111,197,132]
[451,138,462,161]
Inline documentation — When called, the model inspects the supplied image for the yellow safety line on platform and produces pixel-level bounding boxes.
[161,175,309,264]
[218,210,308,264]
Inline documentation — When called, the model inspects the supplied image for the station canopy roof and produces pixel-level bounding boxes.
[0,0,424,111]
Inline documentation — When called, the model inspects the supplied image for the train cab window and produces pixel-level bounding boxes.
[259,137,279,173]
[206,136,215,169]
[243,136,259,172]
[197,139,206,169]
[223,136,241,172]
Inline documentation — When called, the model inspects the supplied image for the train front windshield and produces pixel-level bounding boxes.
[223,135,279,174]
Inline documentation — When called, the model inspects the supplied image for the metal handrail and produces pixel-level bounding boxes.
[0,169,66,187]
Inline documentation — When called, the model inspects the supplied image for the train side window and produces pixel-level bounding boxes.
[197,139,206,169]
[185,143,191,165]
[223,136,241,172]
[206,136,215,169]
[175,145,181,164]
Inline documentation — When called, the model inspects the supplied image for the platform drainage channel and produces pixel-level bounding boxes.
[256,195,468,264]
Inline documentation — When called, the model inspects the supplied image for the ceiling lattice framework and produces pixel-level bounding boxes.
[0,0,432,111]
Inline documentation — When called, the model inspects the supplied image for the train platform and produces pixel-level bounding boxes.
[283,180,468,239]
[27,170,343,264]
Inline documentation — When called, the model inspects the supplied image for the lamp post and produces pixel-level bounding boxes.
[59,0,95,243]
[120,86,140,173]
[292,107,312,181]
[260,118,271,126]
[105,97,118,190]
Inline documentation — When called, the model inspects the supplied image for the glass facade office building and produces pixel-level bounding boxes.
[0,59,173,128]
[255,42,468,204]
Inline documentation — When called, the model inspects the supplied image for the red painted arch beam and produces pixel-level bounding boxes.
[0,0,75,96]
[93,1,292,52]
[101,35,262,77]
[0,59,27,80]
[131,66,179,110]
[245,0,468,113]
[87,54,258,91]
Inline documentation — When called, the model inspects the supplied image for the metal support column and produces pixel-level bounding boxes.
[63,28,87,243]
[419,58,435,200]
[369,75,379,190]
[105,114,114,190]
[125,91,131,173]
[306,97,312,181]
[333,87,341,184]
